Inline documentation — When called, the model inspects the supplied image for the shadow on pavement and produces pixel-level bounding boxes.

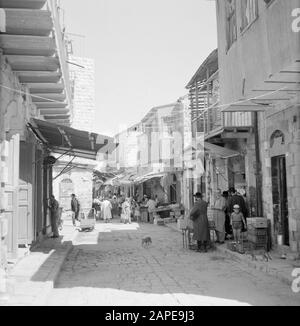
[28,221,300,306]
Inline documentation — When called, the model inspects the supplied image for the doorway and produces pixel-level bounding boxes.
[59,179,74,211]
[271,155,289,245]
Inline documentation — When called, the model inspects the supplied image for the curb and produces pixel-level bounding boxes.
[165,223,294,287]
[32,243,74,306]
[36,229,78,306]
[25,228,78,306]
[215,245,294,287]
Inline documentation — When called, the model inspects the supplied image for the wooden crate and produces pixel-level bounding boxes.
[247,233,267,244]
[247,218,268,228]
[247,226,267,236]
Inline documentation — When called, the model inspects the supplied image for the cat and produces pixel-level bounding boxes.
[245,249,272,262]
[142,237,152,247]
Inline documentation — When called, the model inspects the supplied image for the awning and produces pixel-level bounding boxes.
[134,171,167,183]
[183,143,240,160]
[204,142,240,159]
[28,118,117,160]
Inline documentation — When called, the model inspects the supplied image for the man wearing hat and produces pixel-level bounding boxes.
[189,192,210,252]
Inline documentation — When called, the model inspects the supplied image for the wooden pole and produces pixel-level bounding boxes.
[254,112,263,217]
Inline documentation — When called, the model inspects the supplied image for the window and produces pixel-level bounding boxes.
[225,0,237,51]
[264,0,275,5]
[241,0,258,31]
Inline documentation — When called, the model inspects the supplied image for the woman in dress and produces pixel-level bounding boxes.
[101,197,112,223]
[122,198,132,224]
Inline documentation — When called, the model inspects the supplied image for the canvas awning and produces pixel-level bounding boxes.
[204,142,240,159]
[28,118,117,160]
[183,142,240,160]
[134,171,167,184]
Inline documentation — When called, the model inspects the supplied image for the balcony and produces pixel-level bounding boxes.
[0,0,72,125]
[187,66,253,139]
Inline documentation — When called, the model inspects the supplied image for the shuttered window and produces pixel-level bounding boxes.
[241,0,258,32]
[225,0,237,51]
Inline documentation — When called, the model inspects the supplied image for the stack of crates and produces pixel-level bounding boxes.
[247,218,268,251]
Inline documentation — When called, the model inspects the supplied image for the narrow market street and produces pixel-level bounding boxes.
[44,221,300,306]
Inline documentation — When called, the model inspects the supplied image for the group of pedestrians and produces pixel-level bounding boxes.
[92,194,140,224]
[190,187,248,253]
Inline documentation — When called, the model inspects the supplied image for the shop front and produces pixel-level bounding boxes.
[134,171,184,224]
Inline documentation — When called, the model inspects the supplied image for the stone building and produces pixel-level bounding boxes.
[52,56,97,213]
[0,0,72,268]
[68,56,96,132]
[215,0,300,251]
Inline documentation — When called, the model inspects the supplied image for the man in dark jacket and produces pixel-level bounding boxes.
[71,194,80,226]
[189,193,210,253]
[48,195,60,238]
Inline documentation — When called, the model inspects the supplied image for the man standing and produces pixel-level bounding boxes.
[146,196,157,224]
[71,194,80,226]
[227,188,248,218]
[189,193,210,252]
[49,195,60,238]
[211,189,226,244]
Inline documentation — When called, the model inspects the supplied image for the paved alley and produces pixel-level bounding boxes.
[45,221,300,306]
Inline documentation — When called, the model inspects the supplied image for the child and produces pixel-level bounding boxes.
[230,204,246,243]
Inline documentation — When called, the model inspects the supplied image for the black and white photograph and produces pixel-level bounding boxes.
[0,0,300,311]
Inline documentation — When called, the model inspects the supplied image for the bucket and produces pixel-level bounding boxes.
[277,234,283,246]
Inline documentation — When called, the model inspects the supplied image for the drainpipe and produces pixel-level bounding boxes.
[253,112,263,217]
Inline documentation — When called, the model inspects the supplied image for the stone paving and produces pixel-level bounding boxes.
[46,221,300,306]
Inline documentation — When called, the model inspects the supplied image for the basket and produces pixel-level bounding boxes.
[227,242,237,252]
[208,220,216,229]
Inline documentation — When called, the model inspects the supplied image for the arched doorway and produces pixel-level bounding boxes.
[59,179,74,211]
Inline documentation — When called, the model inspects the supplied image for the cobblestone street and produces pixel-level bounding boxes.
[45,221,300,306]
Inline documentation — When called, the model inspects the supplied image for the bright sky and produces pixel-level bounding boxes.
[62,0,217,137]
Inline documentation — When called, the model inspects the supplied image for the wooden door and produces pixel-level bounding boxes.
[18,185,33,245]
[3,135,20,258]
[18,142,34,245]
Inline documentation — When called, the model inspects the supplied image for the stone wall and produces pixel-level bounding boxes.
[69,56,96,132]
[0,53,37,269]
[53,166,94,214]
[259,105,300,252]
